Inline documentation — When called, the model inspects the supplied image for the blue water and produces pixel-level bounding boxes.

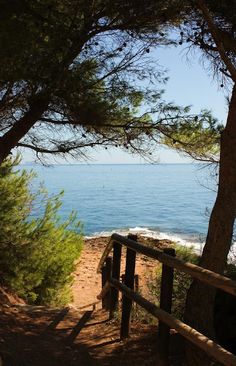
[24,164,216,243]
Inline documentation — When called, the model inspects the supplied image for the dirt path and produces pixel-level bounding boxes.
[71,236,167,310]
[0,236,184,366]
[71,237,107,310]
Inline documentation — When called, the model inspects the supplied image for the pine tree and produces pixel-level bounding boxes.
[0,156,83,306]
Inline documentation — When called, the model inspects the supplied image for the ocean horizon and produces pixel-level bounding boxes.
[22,162,201,166]
[21,163,219,250]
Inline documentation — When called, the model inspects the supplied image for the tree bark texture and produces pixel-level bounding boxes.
[185,84,236,365]
[0,97,48,163]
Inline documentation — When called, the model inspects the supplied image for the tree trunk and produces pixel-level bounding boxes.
[0,97,48,163]
[185,83,236,365]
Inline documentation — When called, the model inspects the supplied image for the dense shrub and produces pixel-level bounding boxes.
[0,157,83,306]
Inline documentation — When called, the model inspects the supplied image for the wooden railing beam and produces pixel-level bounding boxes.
[110,278,236,366]
[97,233,236,366]
[107,233,236,296]
[97,281,110,301]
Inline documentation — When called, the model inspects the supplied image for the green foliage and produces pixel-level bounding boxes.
[0,0,223,165]
[0,156,83,306]
[148,245,199,320]
[0,0,190,163]
[161,110,223,163]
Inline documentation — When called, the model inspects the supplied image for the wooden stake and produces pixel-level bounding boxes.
[158,248,175,366]
[120,234,137,339]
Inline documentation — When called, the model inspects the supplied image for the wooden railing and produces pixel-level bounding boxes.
[97,233,236,366]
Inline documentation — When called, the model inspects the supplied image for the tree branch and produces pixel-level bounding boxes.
[196,0,236,82]
[0,96,48,163]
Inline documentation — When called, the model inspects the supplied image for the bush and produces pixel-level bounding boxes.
[148,245,199,320]
[0,156,83,306]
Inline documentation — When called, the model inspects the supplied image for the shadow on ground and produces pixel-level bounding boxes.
[0,304,185,366]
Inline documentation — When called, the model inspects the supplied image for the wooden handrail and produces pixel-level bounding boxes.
[97,233,236,365]
[97,233,236,296]
[110,278,236,366]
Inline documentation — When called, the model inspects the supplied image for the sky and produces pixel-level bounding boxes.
[22,45,230,164]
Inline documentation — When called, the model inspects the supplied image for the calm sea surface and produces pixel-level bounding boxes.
[23,164,217,245]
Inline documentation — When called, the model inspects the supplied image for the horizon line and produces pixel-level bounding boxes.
[21,162,206,166]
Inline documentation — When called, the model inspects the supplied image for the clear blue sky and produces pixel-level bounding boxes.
[22,45,230,164]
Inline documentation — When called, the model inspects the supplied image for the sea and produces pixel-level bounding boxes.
[23,163,219,253]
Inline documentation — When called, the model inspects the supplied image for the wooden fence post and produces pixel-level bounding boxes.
[101,264,107,309]
[110,241,122,319]
[120,234,137,339]
[101,257,112,310]
[158,247,176,366]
